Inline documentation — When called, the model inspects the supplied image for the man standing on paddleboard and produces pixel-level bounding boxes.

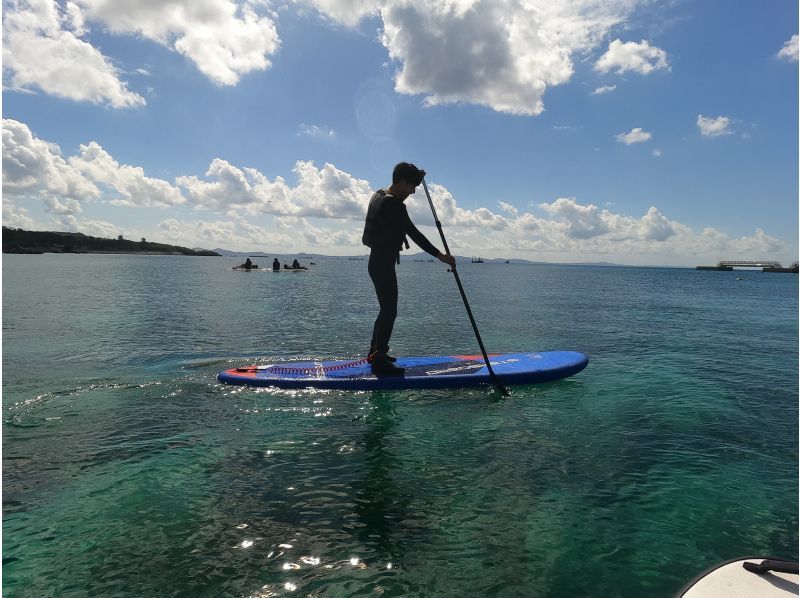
[362,162,456,376]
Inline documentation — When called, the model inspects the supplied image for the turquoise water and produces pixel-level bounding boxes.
[3,254,797,596]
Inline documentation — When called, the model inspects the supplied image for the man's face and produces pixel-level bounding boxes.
[396,180,416,198]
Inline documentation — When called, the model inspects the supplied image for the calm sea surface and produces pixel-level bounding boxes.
[3,254,798,596]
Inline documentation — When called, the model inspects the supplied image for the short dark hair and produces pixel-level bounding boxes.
[392,162,425,186]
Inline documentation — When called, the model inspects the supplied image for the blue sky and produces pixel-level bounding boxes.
[3,0,798,266]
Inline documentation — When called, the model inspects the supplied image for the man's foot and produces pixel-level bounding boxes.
[370,356,405,377]
[367,352,397,363]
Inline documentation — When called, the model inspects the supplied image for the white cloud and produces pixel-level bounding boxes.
[58,214,121,238]
[2,0,281,107]
[777,34,798,62]
[2,119,100,202]
[42,195,83,215]
[4,119,788,265]
[404,183,509,230]
[68,142,186,208]
[299,0,379,28]
[2,0,145,107]
[592,84,616,95]
[305,0,643,116]
[176,158,373,218]
[638,205,674,241]
[159,217,242,245]
[298,123,337,138]
[2,119,187,216]
[540,197,610,239]
[2,198,36,229]
[697,114,732,137]
[158,215,361,250]
[595,39,669,75]
[498,201,518,216]
[77,0,281,86]
[616,127,651,144]
[652,148,662,157]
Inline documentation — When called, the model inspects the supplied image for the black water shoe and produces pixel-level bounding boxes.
[371,356,405,377]
[367,353,397,363]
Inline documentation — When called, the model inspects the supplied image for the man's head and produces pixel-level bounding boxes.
[391,162,426,198]
[393,162,426,185]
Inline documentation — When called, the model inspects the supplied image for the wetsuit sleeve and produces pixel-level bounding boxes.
[401,206,440,257]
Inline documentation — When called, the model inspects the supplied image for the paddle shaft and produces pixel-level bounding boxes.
[421,178,508,395]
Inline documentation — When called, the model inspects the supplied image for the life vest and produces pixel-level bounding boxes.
[362,190,397,249]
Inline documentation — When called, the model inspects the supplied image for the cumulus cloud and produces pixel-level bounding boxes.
[2,0,145,107]
[697,114,732,137]
[540,197,609,239]
[2,0,280,107]
[595,39,670,75]
[77,0,281,86]
[2,118,186,215]
[2,198,36,229]
[777,34,798,62]
[592,84,616,95]
[176,158,373,218]
[498,201,518,216]
[404,182,509,230]
[158,215,361,250]
[616,127,651,144]
[56,214,122,238]
[68,142,186,208]
[4,118,788,264]
[2,119,100,202]
[304,0,643,116]
[159,217,242,245]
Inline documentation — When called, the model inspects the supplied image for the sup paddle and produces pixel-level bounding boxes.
[421,177,509,396]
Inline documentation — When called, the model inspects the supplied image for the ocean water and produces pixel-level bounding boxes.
[3,254,797,597]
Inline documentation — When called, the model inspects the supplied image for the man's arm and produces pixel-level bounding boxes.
[401,206,439,256]
[401,206,456,267]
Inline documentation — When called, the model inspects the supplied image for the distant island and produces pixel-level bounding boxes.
[2,227,220,256]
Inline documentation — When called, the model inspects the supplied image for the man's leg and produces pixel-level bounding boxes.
[368,253,403,375]
[369,255,397,355]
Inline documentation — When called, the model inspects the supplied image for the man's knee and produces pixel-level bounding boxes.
[379,305,397,321]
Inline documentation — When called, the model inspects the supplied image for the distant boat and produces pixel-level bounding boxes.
[505,260,510,264]
[414,259,424,262]
[471,256,484,263]
[348,257,365,261]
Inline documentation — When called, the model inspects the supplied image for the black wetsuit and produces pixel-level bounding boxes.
[362,189,439,356]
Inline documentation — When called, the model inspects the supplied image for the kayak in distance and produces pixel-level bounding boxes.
[218,351,588,390]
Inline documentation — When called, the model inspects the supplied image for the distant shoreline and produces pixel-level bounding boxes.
[4,250,213,256]
[2,227,220,256]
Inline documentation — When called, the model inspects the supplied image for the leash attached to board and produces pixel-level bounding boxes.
[421,177,509,396]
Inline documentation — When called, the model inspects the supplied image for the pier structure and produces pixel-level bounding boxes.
[719,260,782,268]
[696,260,798,273]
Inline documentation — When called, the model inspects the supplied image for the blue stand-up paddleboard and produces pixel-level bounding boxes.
[218,351,588,390]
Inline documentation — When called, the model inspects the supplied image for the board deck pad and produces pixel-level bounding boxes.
[218,351,588,390]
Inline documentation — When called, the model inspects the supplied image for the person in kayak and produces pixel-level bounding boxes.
[362,162,456,376]
[272,258,280,271]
